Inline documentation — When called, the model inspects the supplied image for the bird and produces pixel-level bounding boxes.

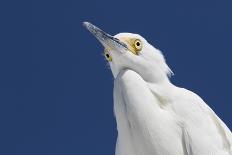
[83,22,232,155]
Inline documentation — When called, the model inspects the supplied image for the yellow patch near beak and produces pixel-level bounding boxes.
[119,37,143,55]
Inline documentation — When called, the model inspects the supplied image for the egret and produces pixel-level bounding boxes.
[83,22,232,155]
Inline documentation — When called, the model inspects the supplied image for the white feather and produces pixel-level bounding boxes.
[109,33,232,155]
[114,69,232,155]
[83,26,232,155]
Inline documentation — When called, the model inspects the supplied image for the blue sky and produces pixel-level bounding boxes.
[1,0,232,154]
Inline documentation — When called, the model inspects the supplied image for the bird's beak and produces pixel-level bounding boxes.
[83,22,128,52]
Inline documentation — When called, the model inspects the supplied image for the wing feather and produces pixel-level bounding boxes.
[175,88,232,155]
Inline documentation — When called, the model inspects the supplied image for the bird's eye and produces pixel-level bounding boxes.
[134,39,142,51]
[104,50,112,61]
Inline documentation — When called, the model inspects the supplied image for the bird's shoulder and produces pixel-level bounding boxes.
[172,87,232,154]
[170,87,212,123]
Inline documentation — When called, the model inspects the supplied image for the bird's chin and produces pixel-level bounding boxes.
[115,68,142,80]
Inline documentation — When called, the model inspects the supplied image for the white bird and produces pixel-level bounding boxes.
[83,22,232,155]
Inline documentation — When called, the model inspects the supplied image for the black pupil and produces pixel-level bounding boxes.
[106,54,110,58]
[136,42,140,46]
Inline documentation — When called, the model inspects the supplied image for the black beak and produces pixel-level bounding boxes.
[83,22,128,51]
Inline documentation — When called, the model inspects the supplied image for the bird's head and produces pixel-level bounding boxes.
[83,22,173,83]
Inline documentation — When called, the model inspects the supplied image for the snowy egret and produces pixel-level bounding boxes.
[83,22,232,155]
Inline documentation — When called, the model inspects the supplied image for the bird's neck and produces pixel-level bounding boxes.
[147,79,176,107]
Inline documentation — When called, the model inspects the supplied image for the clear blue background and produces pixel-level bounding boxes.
[0,0,231,154]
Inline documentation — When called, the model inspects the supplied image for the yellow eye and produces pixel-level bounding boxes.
[134,39,142,51]
[104,50,112,61]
